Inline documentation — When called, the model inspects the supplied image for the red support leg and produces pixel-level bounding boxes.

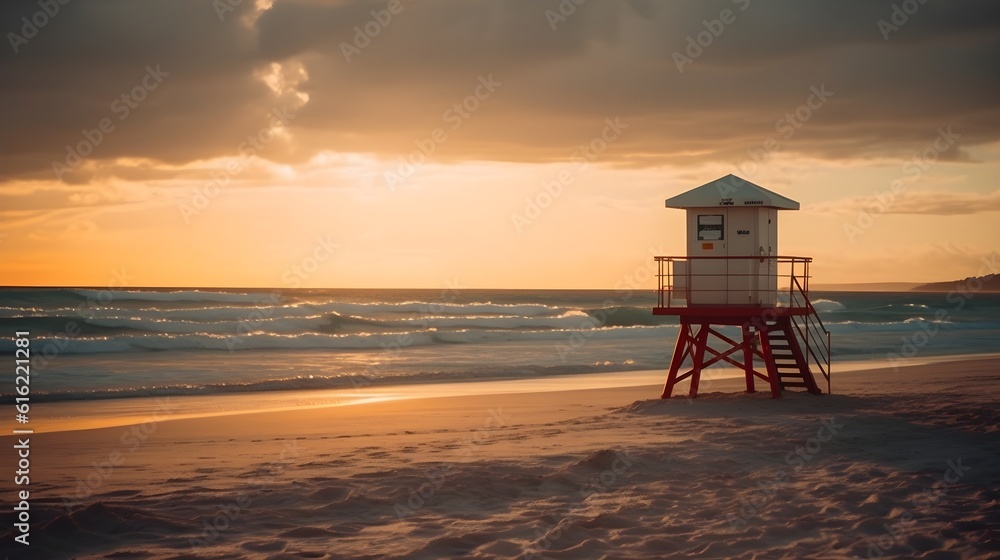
[742,324,756,393]
[688,325,709,398]
[661,322,690,398]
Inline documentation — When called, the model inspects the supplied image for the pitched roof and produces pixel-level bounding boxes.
[665,174,800,210]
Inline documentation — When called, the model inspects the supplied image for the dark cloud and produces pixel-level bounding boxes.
[1,0,999,184]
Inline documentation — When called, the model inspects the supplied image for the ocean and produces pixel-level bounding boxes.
[2,288,999,404]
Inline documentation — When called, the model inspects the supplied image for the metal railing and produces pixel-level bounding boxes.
[654,255,831,394]
[789,275,832,394]
[654,255,814,308]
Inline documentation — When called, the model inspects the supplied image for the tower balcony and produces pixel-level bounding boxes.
[653,255,817,320]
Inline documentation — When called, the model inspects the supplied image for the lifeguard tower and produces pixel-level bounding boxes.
[653,174,831,399]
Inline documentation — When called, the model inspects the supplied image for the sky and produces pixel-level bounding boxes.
[1,0,998,289]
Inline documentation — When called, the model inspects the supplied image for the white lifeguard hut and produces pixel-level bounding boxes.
[653,175,831,399]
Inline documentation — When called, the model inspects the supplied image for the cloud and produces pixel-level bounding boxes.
[810,189,1000,216]
[1,0,999,184]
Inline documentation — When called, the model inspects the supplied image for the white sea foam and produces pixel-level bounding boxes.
[70,288,272,303]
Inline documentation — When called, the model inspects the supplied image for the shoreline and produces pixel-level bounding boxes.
[6,351,999,435]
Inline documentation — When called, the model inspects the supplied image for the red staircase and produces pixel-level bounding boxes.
[762,317,822,394]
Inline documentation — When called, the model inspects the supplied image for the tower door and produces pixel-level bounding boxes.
[727,208,758,305]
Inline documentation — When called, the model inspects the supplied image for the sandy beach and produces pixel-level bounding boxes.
[1,356,998,559]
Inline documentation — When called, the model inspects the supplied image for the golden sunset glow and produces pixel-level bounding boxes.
[2,1,998,289]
